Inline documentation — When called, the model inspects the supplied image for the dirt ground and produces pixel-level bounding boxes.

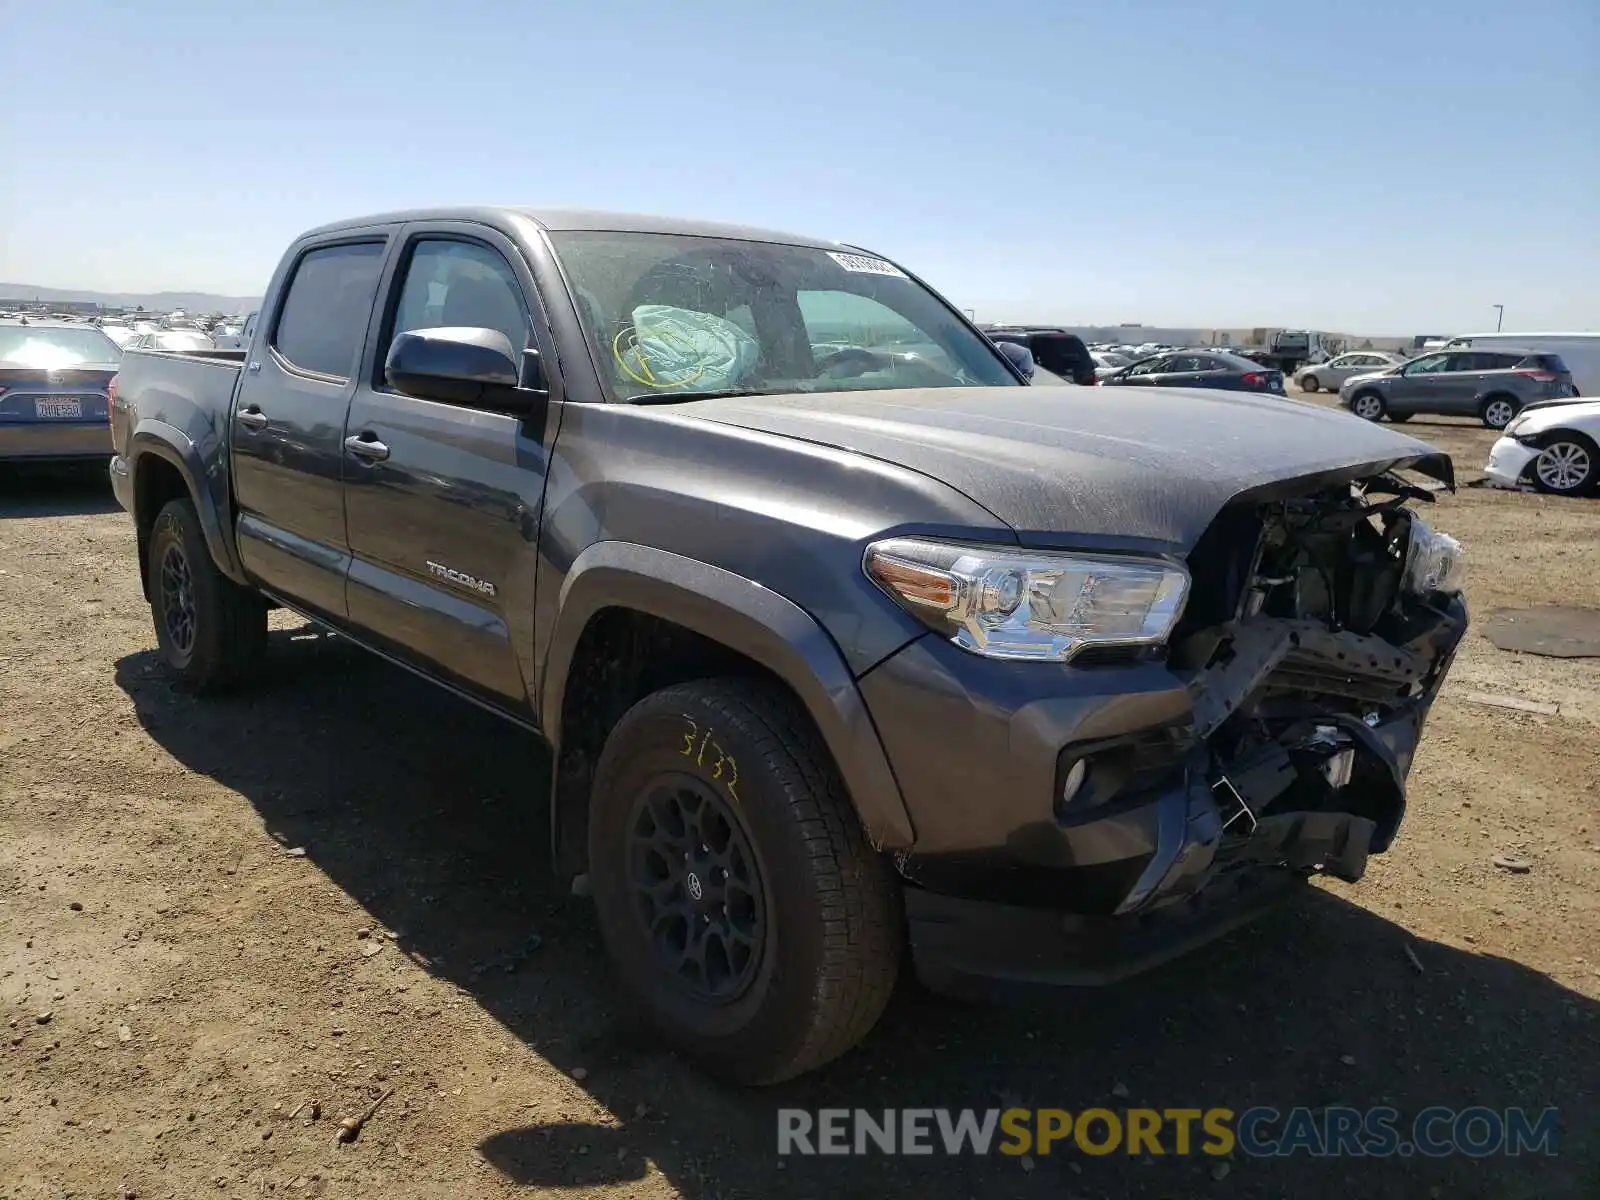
[2,399,1596,1200]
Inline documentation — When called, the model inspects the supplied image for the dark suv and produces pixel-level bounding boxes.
[1340,349,1576,429]
[982,327,1097,386]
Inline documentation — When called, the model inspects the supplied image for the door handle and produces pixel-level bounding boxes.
[237,406,268,430]
[344,433,390,462]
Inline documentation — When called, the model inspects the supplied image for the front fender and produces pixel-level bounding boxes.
[541,540,916,850]
[129,420,247,584]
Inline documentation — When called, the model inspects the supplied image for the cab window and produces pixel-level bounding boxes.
[387,239,529,366]
[271,242,386,380]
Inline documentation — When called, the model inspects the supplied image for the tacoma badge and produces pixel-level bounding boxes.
[425,561,497,597]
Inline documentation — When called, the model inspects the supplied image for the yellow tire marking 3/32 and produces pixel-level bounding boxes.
[679,715,740,801]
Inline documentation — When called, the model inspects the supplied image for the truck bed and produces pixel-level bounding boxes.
[110,347,246,461]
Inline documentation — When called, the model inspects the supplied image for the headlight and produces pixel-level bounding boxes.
[1402,517,1465,597]
[1502,414,1529,437]
[864,538,1189,661]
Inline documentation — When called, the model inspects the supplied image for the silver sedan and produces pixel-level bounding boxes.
[1295,351,1403,393]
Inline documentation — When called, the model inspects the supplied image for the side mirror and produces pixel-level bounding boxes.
[996,340,1035,379]
[385,326,538,412]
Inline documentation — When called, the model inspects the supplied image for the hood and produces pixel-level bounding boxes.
[684,386,1452,552]
[1511,397,1600,431]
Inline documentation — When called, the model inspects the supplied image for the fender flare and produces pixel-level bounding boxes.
[540,540,916,851]
[128,421,248,584]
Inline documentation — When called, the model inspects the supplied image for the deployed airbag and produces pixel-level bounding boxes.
[617,304,758,391]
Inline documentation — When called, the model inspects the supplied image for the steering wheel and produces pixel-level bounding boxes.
[814,347,896,378]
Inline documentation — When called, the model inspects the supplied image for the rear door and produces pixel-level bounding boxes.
[231,233,390,620]
[341,222,559,711]
[1161,353,1212,387]
[1436,352,1497,413]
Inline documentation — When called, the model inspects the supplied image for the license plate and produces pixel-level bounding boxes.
[34,398,84,419]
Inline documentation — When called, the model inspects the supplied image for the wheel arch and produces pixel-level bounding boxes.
[539,541,916,877]
[129,422,248,595]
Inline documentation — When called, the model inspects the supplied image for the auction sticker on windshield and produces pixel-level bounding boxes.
[828,251,908,278]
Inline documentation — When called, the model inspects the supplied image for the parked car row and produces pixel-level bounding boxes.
[6,282,1595,501]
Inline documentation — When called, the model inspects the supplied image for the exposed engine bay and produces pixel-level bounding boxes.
[1167,472,1468,894]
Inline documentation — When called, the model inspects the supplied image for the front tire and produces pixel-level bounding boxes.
[1300,374,1320,393]
[1350,391,1387,421]
[1532,434,1599,496]
[588,678,900,1084]
[147,498,267,692]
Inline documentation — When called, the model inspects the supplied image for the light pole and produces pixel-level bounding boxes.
[1493,304,1504,332]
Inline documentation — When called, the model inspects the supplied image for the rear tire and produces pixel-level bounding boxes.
[1350,391,1387,421]
[1300,374,1320,393]
[1531,434,1599,496]
[147,498,267,692]
[1481,395,1519,429]
[588,678,900,1084]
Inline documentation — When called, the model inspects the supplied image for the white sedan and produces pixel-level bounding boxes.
[1483,400,1600,496]
[1294,351,1402,393]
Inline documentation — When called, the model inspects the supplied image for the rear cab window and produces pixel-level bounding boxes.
[271,242,387,380]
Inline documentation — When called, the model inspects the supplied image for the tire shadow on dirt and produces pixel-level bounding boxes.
[0,462,120,517]
[113,636,1598,1200]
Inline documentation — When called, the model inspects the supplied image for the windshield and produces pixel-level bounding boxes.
[547,231,1019,401]
[0,325,121,366]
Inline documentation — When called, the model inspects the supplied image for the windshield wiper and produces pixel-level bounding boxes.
[627,388,769,405]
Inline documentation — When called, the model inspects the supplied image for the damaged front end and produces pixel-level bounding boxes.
[1117,472,1468,916]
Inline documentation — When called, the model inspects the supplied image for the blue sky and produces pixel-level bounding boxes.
[2,0,1595,332]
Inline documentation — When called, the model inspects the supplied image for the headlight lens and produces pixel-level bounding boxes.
[1401,516,1465,596]
[1502,414,1529,437]
[864,538,1190,661]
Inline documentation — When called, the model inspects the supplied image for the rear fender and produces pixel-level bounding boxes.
[129,421,247,585]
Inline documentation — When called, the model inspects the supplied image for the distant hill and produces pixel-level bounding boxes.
[0,283,259,314]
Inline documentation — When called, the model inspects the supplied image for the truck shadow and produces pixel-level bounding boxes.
[113,631,1597,1200]
[0,462,120,517]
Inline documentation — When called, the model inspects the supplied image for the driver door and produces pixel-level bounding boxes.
[1390,352,1450,414]
[342,223,559,712]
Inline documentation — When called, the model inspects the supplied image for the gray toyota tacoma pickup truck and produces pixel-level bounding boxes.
[109,207,1468,1084]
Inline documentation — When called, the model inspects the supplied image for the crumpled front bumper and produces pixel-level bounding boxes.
[1483,435,1540,489]
[859,595,1467,995]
